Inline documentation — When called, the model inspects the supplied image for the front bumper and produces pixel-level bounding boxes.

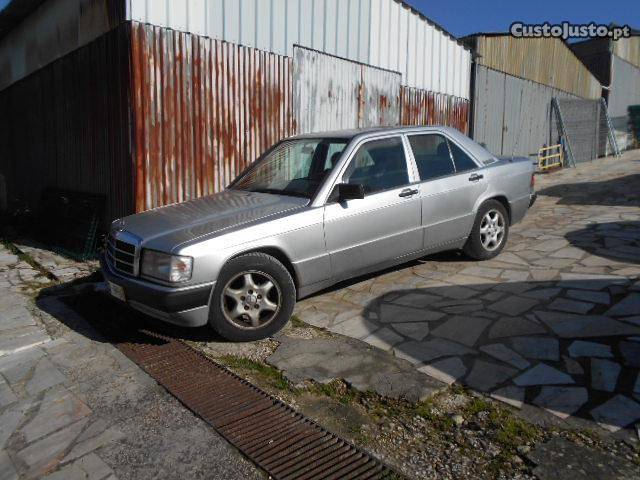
[100,254,214,327]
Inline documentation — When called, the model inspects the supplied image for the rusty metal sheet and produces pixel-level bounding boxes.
[360,65,401,128]
[130,22,294,212]
[293,46,401,134]
[399,86,470,134]
[0,23,133,226]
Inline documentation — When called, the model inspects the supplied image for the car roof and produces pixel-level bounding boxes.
[288,125,460,141]
[288,125,498,165]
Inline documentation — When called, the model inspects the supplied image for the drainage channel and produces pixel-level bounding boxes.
[100,323,401,480]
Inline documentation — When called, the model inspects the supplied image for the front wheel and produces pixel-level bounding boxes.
[209,253,296,341]
[463,200,509,260]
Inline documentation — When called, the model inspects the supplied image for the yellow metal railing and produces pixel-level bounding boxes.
[538,144,563,170]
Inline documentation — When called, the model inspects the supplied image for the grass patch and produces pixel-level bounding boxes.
[309,379,359,405]
[289,314,306,328]
[217,355,292,392]
[463,396,492,416]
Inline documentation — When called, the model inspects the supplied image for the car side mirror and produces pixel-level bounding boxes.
[337,183,365,201]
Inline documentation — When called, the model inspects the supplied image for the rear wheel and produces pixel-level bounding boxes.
[209,253,296,341]
[463,200,509,260]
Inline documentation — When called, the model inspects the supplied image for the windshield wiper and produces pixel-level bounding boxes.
[243,187,309,199]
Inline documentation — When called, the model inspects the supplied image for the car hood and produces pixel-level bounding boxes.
[114,190,309,250]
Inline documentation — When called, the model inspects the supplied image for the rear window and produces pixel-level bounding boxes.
[449,141,478,172]
[407,134,456,180]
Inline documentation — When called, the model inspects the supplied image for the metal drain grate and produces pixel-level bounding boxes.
[109,328,400,480]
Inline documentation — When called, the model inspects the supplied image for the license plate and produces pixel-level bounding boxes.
[108,281,126,302]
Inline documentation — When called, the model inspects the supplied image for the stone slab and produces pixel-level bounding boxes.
[510,337,559,361]
[591,359,620,392]
[418,357,467,385]
[464,359,517,392]
[548,298,594,314]
[479,344,530,369]
[566,289,610,305]
[606,293,640,317]
[533,386,588,419]
[513,363,575,386]
[590,395,640,432]
[328,316,378,340]
[527,437,639,479]
[567,341,613,358]
[535,311,640,338]
[391,322,430,341]
[23,386,92,443]
[16,418,88,478]
[0,450,18,480]
[490,386,525,409]
[488,296,539,316]
[268,336,444,402]
[487,316,547,339]
[430,316,491,347]
[379,304,444,323]
[361,328,404,351]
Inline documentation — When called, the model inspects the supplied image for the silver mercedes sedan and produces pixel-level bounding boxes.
[101,126,536,341]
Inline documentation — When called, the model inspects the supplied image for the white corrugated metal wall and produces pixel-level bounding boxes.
[126,0,471,98]
[293,46,401,133]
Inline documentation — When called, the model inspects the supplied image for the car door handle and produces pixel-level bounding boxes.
[399,188,419,197]
[469,173,484,182]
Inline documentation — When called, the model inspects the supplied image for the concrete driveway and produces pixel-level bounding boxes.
[294,151,640,434]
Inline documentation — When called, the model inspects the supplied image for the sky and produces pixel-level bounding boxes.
[405,0,640,39]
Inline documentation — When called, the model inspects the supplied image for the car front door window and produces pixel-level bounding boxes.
[343,137,410,194]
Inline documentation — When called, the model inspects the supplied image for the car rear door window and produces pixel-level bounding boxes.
[408,134,455,181]
[448,140,478,172]
[343,137,409,194]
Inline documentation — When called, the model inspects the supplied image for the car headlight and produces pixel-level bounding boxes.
[141,250,193,283]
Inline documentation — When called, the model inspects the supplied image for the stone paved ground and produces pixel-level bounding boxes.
[0,248,261,479]
[295,150,640,437]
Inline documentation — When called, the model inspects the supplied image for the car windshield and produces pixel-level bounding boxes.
[231,138,349,198]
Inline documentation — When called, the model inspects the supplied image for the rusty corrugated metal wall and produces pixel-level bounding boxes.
[130,22,294,212]
[293,46,401,134]
[0,24,133,224]
[399,86,470,134]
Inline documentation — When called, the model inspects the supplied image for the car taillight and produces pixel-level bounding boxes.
[531,174,535,188]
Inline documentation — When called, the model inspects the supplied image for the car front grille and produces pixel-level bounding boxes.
[106,233,139,276]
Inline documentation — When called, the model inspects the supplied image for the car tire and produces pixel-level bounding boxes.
[463,200,510,260]
[209,252,296,341]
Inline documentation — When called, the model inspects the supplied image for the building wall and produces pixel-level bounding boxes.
[0,0,125,90]
[613,36,640,69]
[472,36,602,99]
[367,0,470,97]
[126,0,471,98]
[471,64,579,158]
[0,24,133,223]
